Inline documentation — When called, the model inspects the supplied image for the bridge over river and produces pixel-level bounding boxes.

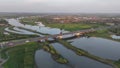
[0,28,96,48]
[0,26,119,68]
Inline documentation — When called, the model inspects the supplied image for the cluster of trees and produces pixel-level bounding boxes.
[0,33,38,42]
[0,19,8,24]
[109,26,120,35]
[19,17,51,25]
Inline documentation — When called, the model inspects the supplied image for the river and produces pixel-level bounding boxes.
[35,37,120,68]
[5,19,68,35]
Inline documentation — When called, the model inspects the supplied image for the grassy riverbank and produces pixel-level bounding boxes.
[42,42,68,64]
[87,29,110,38]
[114,60,120,68]
[44,22,120,42]
[17,27,49,35]
[0,19,39,42]
[57,39,118,68]
[19,17,106,32]
[56,39,87,55]
[87,29,120,42]
[0,26,38,42]
[45,23,105,31]
[19,18,37,25]
[0,42,42,68]
[0,32,38,42]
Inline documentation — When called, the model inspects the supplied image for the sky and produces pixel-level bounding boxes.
[0,0,120,13]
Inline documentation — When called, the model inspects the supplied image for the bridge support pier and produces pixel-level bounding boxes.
[74,32,82,37]
[56,35,63,39]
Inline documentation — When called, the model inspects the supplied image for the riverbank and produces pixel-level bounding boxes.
[56,39,118,68]
[0,41,69,68]
[17,27,49,35]
[19,17,39,26]
[18,18,106,32]
[42,42,68,64]
[114,60,120,68]
[87,29,120,42]
[0,42,42,68]
[0,37,120,68]
[0,25,38,42]
[44,23,105,31]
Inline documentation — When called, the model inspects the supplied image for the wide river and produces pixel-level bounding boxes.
[6,19,120,68]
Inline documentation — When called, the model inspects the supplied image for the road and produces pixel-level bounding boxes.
[0,25,114,48]
[0,28,96,48]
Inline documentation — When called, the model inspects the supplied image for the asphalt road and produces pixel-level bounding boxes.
[0,25,113,48]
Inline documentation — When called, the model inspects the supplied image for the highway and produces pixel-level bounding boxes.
[0,28,95,48]
[0,25,115,48]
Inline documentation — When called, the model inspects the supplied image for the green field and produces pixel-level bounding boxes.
[0,42,42,68]
[0,32,38,42]
[0,41,68,68]
[0,19,8,24]
[87,29,120,42]
[18,17,106,31]
[87,29,110,38]
[45,23,105,31]
[115,60,120,68]
[19,17,39,25]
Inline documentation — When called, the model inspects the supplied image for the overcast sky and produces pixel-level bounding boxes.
[0,0,120,13]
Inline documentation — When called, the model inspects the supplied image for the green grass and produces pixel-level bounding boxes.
[18,17,106,31]
[57,40,118,68]
[0,19,38,42]
[87,29,110,38]
[56,40,87,55]
[20,20,36,25]
[87,29,120,42]
[0,42,42,68]
[114,60,120,68]
[0,25,38,42]
[0,47,11,59]
[0,26,6,36]
[0,19,8,24]
[42,42,68,64]
[0,33,38,42]
[17,27,49,35]
[19,18,39,25]
[45,23,105,31]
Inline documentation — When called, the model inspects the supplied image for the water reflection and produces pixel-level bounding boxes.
[50,43,111,68]
[111,35,120,39]
[6,19,68,35]
[69,37,120,60]
[35,50,70,68]
[35,42,113,68]
[5,27,40,35]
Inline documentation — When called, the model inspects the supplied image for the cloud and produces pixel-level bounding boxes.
[26,0,47,3]
[0,0,120,13]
